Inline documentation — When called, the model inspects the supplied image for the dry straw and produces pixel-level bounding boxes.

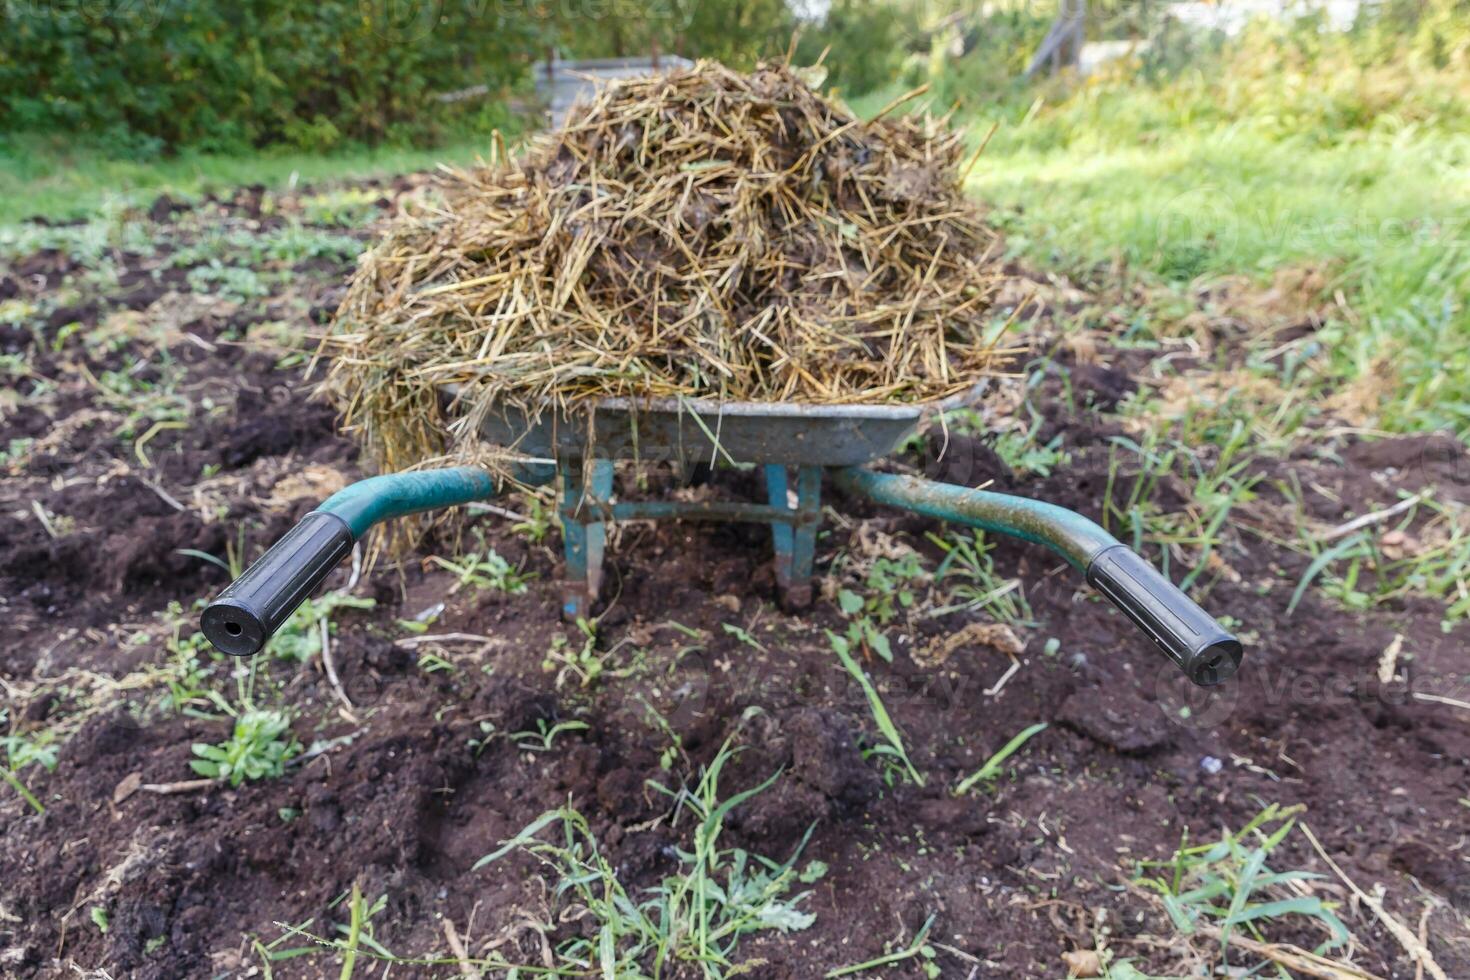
[322,61,1009,471]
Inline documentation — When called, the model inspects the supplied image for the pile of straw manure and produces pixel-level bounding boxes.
[323,61,1009,470]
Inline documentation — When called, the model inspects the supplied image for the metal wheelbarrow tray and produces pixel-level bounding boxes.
[202,392,1244,687]
[471,393,965,467]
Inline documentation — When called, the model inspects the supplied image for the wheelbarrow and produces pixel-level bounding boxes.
[200,394,1244,686]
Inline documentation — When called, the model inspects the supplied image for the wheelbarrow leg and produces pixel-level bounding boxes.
[764,464,820,609]
[560,458,614,620]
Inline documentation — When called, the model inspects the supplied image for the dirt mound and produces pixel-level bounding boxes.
[324,61,1006,470]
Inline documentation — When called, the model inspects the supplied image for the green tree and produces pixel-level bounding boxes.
[0,1,539,153]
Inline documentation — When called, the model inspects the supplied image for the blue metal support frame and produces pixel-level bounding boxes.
[765,465,793,578]
[792,466,822,607]
[560,458,615,620]
[764,464,822,609]
[205,454,1240,686]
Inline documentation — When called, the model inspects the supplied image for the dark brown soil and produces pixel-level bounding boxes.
[1,184,1467,979]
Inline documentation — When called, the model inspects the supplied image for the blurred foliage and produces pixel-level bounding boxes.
[793,0,1058,100]
[1119,0,1470,136]
[957,0,1470,436]
[548,0,797,69]
[801,0,1470,112]
[6,0,1466,157]
[795,0,919,97]
[794,0,1158,102]
[0,1,535,153]
[0,0,802,155]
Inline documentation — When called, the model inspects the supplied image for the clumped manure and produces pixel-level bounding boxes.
[323,61,1009,470]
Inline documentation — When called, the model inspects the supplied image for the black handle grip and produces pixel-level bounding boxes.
[1086,545,1242,687]
[200,512,354,657]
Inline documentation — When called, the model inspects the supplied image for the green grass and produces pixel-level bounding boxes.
[258,724,824,975]
[926,529,1035,627]
[849,10,1470,438]
[0,135,501,224]
[953,721,1047,795]
[1134,803,1352,968]
[474,717,824,976]
[826,629,923,787]
[429,544,535,595]
[969,111,1470,435]
[977,118,1464,275]
[190,708,301,786]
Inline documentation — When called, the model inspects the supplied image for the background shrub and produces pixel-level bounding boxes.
[0,0,538,153]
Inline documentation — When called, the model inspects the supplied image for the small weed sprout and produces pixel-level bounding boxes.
[1,707,54,814]
[1134,803,1349,964]
[259,883,395,977]
[467,721,499,759]
[836,552,925,662]
[0,297,34,326]
[542,618,639,689]
[269,591,376,664]
[185,262,271,301]
[258,222,363,264]
[953,722,1047,795]
[0,436,34,469]
[332,884,394,976]
[927,529,1034,626]
[415,650,456,674]
[0,767,44,814]
[993,418,1069,478]
[190,708,301,786]
[477,721,822,975]
[721,621,766,652]
[923,404,1068,477]
[1105,423,1260,587]
[511,492,555,544]
[431,547,534,595]
[158,617,221,718]
[1285,491,1470,630]
[1,721,59,773]
[301,188,383,228]
[510,718,590,753]
[638,696,688,770]
[826,912,937,978]
[827,631,923,786]
[0,352,31,381]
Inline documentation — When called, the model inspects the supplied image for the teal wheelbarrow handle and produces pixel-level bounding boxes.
[832,468,1242,686]
[200,464,554,656]
[201,463,1241,687]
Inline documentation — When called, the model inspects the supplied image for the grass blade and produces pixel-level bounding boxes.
[339,882,363,980]
[825,912,936,977]
[473,808,570,868]
[1,765,45,814]
[176,547,231,572]
[826,631,923,786]
[953,722,1048,795]
[1288,534,1369,616]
